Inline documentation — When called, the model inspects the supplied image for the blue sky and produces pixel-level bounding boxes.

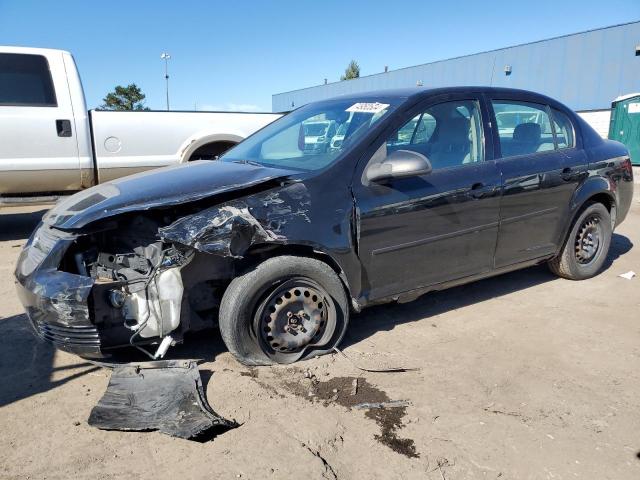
[1,0,638,111]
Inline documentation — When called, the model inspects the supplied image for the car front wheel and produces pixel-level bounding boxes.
[219,256,349,365]
[548,202,612,280]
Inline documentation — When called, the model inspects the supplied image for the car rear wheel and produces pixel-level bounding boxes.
[219,256,349,365]
[548,202,612,280]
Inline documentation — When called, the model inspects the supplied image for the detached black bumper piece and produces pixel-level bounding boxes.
[88,360,238,440]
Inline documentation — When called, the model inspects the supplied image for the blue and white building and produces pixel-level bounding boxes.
[272,21,640,137]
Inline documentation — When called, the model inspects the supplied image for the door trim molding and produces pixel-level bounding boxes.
[371,221,500,256]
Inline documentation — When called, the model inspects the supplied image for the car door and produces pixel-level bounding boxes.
[353,95,502,300]
[0,51,81,194]
[488,97,588,268]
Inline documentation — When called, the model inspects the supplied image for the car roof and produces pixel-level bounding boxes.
[321,86,567,108]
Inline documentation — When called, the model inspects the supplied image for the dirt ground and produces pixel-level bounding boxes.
[1,198,639,480]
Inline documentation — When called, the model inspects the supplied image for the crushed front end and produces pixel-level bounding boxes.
[15,215,201,359]
[15,223,99,356]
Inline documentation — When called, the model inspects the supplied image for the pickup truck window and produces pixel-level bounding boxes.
[222,98,400,171]
[491,101,554,157]
[0,53,57,107]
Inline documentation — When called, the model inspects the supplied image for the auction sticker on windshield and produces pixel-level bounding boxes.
[346,102,390,114]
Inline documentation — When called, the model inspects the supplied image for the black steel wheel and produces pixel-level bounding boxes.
[254,278,336,363]
[574,214,604,265]
[219,256,349,365]
[549,202,612,280]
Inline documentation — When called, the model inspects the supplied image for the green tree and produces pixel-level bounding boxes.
[99,84,150,110]
[340,60,360,81]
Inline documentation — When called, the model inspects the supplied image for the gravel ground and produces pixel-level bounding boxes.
[0,199,639,480]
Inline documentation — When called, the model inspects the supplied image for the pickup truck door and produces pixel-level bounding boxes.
[353,95,501,301]
[0,51,82,195]
[487,98,588,267]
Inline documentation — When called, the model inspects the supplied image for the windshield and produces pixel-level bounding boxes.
[304,123,329,136]
[222,98,400,171]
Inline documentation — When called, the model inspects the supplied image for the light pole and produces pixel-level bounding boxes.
[160,52,171,110]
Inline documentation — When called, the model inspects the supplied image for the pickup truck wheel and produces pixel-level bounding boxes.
[548,202,612,280]
[219,256,349,365]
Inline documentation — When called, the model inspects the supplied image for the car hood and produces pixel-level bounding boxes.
[43,160,295,230]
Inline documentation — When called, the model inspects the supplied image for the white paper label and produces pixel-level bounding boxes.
[628,102,640,113]
[346,102,390,114]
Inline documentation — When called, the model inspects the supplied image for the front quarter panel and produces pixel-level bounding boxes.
[158,175,362,298]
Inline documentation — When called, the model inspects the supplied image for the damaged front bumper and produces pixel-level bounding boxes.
[15,220,191,359]
[14,224,103,357]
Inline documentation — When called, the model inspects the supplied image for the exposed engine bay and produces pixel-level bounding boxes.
[64,215,231,359]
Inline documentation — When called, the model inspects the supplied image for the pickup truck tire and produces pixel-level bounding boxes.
[219,256,349,365]
[548,202,612,280]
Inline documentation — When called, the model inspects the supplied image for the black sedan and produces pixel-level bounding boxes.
[15,87,634,365]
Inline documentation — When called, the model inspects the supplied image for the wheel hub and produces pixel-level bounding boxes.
[261,282,327,353]
[575,216,602,264]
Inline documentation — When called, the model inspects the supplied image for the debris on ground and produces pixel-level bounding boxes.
[88,360,238,441]
[618,270,636,279]
[333,347,420,373]
[353,400,411,410]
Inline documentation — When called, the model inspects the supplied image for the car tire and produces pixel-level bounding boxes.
[548,202,612,280]
[219,255,350,365]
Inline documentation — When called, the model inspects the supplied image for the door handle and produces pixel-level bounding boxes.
[56,119,72,137]
[468,182,494,199]
[561,167,573,181]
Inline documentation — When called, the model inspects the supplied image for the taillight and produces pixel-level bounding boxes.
[622,157,633,179]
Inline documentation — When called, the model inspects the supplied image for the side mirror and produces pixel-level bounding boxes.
[366,149,432,182]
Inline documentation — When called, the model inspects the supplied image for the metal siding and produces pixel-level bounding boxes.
[273,22,640,113]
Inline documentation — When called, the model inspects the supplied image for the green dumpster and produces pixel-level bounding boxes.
[608,93,640,166]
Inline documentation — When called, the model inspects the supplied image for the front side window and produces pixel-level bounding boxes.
[0,53,57,107]
[223,98,400,171]
[388,112,437,148]
[384,99,484,170]
[551,108,575,149]
[492,101,554,157]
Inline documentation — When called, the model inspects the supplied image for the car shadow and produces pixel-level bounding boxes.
[342,232,633,348]
[342,264,556,348]
[0,314,100,408]
[604,232,633,268]
[0,208,48,241]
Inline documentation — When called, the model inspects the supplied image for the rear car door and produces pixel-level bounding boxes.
[353,95,502,300]
[0,51,80,194]
[488,97,587,267]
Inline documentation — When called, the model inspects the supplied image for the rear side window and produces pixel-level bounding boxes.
[551,108,575,149]
[0,53,57,107]
[492,101,554,157]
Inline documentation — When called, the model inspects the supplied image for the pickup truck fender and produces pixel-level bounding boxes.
[178,131,245,162]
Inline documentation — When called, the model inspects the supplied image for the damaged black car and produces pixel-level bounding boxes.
[15,87,634,365]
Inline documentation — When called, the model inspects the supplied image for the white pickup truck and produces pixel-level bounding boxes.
[0,46,282,204]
